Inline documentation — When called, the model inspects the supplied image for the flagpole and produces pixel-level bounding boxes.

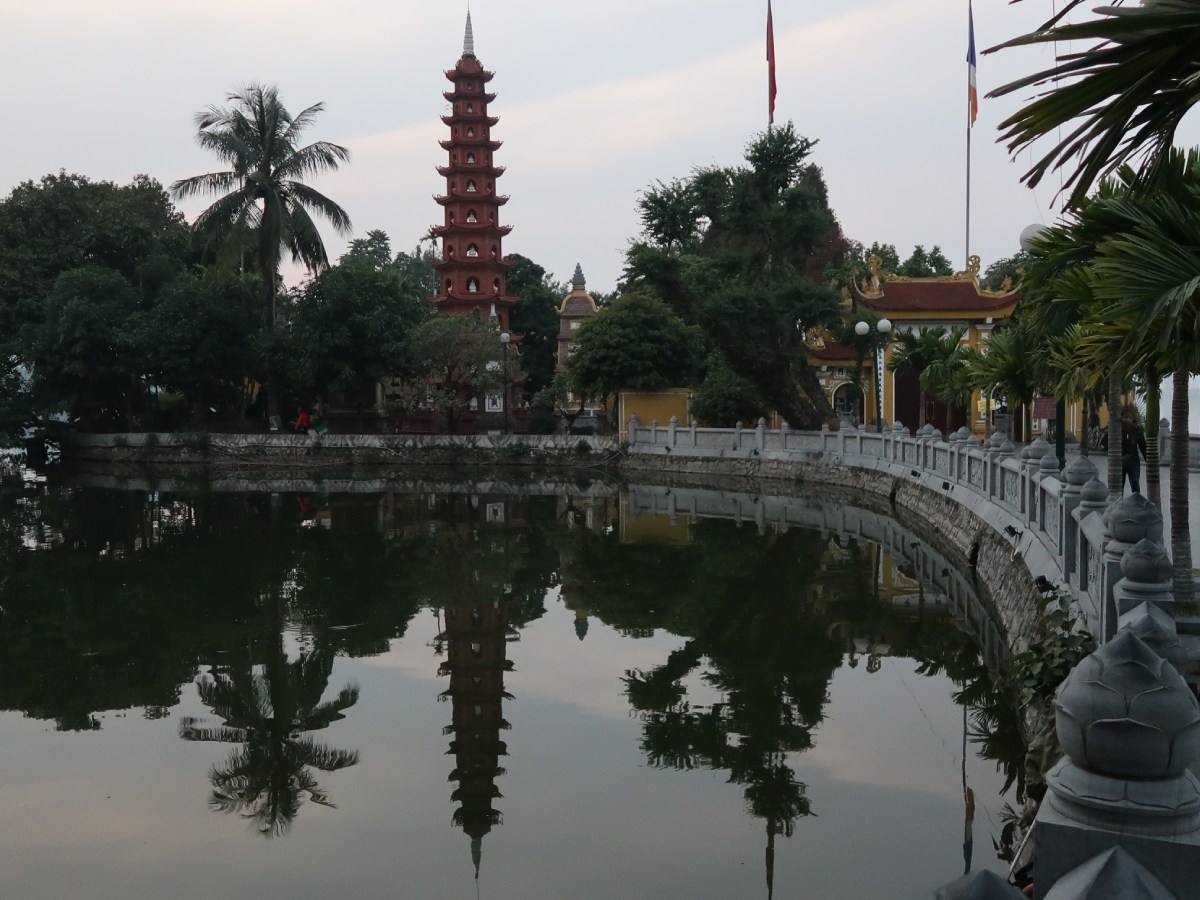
[965,0,977,270]
[966,102,972,269]
[767,0,776,130]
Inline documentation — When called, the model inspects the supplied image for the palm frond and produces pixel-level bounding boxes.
[986,2,1200,204]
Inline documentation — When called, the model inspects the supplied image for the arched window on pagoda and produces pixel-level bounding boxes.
[467,127,475,137]
[445,279,453,293]
[490,245,498,258]
[466,152,476,164]
[466,210,477,223]
[466,180,477,192]
[466,104,474,114]
[492,278,501,293]
[468,278,480,293]
[467,244,479,258]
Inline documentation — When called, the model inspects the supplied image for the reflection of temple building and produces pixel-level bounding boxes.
[437,592,519,877]
[556,494,619,640]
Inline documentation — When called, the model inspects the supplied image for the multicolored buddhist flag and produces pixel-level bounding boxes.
[767,1,777,125]
[967,0,978,126]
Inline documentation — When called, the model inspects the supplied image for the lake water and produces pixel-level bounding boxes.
[0,466,1022,899]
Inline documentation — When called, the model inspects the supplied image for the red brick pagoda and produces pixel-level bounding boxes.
[430,12,518,331]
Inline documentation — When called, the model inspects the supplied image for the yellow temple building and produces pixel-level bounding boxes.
[810,255,1021,436]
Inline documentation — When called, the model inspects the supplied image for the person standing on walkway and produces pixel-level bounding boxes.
[1120,413,1148,494]
[1101,410,1149,493]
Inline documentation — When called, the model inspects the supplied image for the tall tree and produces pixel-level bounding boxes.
[625,124,849,428]
[286,259,428,425]
[401,313,504,433]
[505,254,563,401]
[171,84,352,427]
[0,173,188,356]
[565,292,702,417]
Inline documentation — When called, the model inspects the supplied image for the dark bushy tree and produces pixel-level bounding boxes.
[506,254,563,401]
[566,292,702,413]
[288,240,429,421]
[625,123,848,428]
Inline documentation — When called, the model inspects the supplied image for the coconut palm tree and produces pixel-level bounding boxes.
[1082,150,1200,607]
[963,321,1043,442]
[171,83,352,426]
[988,0,1200,206]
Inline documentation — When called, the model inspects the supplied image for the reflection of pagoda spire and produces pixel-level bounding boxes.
[766,819,776,900]
[438,595,519,875]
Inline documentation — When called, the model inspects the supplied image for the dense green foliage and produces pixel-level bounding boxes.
[625,124,848,428]
[565,292,702,409]
[287,234,430,413]
[505,253,563,401]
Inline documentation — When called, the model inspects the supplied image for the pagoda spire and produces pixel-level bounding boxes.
[463,9,475,58]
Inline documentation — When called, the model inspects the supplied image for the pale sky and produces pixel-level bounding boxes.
[1,0,1127,290]
[3,0,1199,427]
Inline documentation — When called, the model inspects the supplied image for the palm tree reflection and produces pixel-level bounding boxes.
[180,648,360,837]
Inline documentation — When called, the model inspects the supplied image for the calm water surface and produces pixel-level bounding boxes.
[0,467,1022,899]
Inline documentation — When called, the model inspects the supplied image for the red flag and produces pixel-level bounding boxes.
[767,1,777,125]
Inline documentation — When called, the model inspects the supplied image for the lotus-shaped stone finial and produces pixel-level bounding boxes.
[1055,631,1200,780]
[1081,478,1107,505]
[1063,455,1099,487]
[1103,493,1164,544]
[1121,538,1172,584]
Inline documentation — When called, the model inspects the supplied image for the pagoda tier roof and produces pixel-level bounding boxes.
[436,164,506,178]
[851,275,1019,316]
[444,90,497,104]
[431,256,516,272]
[440,139,503,152]
[430,222,513,237]
[445,68,494,83]
[442,114,500,127]
[435,193,509,207]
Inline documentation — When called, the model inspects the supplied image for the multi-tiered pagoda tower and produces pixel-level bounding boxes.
[430,13,518,331]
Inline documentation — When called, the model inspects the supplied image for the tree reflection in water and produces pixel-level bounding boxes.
[180,646,360,837]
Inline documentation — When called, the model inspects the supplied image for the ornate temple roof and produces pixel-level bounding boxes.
[850,255,1020,317]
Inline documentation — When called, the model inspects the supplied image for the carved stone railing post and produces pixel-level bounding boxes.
[1035,631,1200,898]
[1100,494,1164,642]
[1060,455,1098,584]
[1023,438,1051,529]
[668,415,677,448]
[628,413,639,447]
[1113,538,1175,622]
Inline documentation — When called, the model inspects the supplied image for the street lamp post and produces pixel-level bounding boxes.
[855,318,893,432]
[500,331,511,434]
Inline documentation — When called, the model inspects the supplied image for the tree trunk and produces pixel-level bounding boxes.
[1170,368,1194,608]
[1144,368,1161,507]
[1107,370,1123,500]
[1080,394,1090,457]
[263,269,281,430]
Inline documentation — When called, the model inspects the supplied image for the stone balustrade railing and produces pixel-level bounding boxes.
[627,415,1175,647]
